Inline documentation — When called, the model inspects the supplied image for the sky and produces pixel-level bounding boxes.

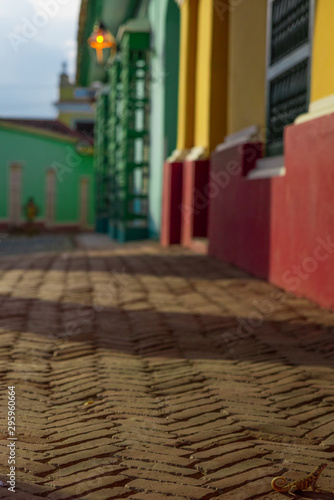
[0,0,81,118]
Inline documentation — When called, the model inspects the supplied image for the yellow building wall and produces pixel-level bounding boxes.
[209,0,229,151]
[311,0,334,103]
[193,0,213,151]
[177,0,334,150]
[58,112,95,128]
[227,0,267,135]
[193,0,228,152]
[177,0,267,152]
[60,86,75,101]
[177,0,198,150]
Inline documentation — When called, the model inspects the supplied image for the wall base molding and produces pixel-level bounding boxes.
[296,93,334,124]
[216,125,260,153]
[248,155,285,180]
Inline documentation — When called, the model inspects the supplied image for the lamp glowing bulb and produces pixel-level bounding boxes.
[88,22,117,64]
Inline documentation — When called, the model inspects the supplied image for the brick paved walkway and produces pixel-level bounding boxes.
[0,242,333,499]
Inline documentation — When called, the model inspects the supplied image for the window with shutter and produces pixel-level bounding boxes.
[266,0,314,157]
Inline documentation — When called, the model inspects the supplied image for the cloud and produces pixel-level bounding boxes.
[0,0,81,118]
[26,0,81,20]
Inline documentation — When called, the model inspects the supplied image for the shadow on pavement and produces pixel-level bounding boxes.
[0,294,333,369]
[301,491,334,499]
[0,251,252,280]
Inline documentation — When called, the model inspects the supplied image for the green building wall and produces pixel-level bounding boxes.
[77,0,140,87]
[0,126,95,228]
[77,0,180,241]
[148,0,180,239]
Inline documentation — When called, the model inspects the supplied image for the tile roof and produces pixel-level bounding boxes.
[0,118,94,144]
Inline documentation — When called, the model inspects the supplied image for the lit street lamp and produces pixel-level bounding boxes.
[88,22,116,64]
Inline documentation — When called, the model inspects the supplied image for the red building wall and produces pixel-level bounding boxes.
[161,161,184,246]
[181,159,210,247]
[208,114,334,311]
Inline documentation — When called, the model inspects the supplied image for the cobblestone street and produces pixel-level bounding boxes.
[0,240,333,499]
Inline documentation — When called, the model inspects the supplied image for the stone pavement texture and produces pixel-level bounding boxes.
[0,241,333,499]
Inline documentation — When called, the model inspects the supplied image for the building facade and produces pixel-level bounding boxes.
[161,0,334,311]
[78,0,180,241]
[148,0,180,238]
[0,120,95,231]
[55,62,97,137]
[78,0,333,309]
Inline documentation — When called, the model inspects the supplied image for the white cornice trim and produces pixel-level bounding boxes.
[247,155,285,180]
[54,102,95,113]
[167,149,191,162]
[255,155,284,170]
[247,165,286,179]
[295,93,334,124]
[215,125,260,152]
[186,146,208,161]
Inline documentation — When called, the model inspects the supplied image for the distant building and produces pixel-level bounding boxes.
[0,119,95,232]
[0,56,98,233]
[55,62,97,139]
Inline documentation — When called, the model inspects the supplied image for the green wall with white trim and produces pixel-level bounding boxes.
[148,0,180,239]
[0,127,95,227]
